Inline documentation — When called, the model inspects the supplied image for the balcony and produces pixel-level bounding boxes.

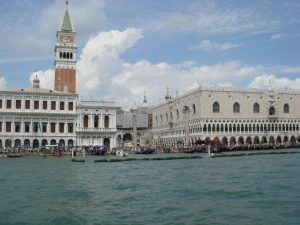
[268,114,278,119]
[76,127,117,133]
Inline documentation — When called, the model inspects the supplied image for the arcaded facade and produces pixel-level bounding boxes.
[152,86,300,146]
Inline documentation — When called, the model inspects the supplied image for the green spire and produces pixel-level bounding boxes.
[61,1,73,32]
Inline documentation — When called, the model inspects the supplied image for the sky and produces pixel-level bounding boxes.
[0,0,300,108]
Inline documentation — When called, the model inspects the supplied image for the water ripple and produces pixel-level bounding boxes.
[0,154,300,224]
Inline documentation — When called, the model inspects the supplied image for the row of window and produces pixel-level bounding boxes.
[156,102,291,125]
[83,115,110,128]
[0,121,74,133]
[59,52,73,59]
[0,99,74,111]
[212,102,290,114]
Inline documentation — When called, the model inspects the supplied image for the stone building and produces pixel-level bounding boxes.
[0,1,117,150]
[152,85,300,146]
[0,77,78,149]
[76,100,118,148]
[116,94,152,148]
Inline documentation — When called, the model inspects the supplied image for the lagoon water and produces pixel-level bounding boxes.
[1,152,300,225]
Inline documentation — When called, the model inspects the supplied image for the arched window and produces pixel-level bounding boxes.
[63,52,66,59]
[166,112,168,121]
[213,102,220,113]
[59,52,62,58]
[284,103,289,113]
[233,102,240,113]
[269,106,275,115]
[155,116,158,125]
[160,114,163,123]
[253,103,260,113]
[104,115,109,128]
[67,52,70,59]
[193,104,196,114]
[70,53,73,59]
[176,109,179,118]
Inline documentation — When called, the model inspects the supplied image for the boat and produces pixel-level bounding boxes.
[7,154,23,158]
[135,148,155,154]
[115,150,128,157]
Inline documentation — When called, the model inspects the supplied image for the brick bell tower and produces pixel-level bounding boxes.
[54,1,77,93]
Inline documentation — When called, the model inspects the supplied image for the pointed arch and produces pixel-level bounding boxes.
[213,102,220,113]
[269,106,275,115]
[233,102,240,113]
[269,136,275,144]
[253,103,260,113]
[222,137,228,146]
[238,136,244,144]
[283,103,289,113]
[230,137,236,145]
[246,136,252,144]
[254,136,259,144]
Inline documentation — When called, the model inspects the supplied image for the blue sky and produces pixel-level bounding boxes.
[0,0,300,107]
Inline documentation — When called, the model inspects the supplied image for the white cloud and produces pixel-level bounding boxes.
[149,2,279,36]
[33,28,298,109]
[0,77,7,90]
[3,0,107,54]
[190,40,241,52]
[270,33,285,41]
[248,74,300,90]
[29,70,54,89]
[77,28,143,93]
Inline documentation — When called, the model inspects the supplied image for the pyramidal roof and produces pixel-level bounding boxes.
[60,1,73,32]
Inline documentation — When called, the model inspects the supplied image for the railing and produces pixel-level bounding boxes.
[77,101,116,107]
[76,127,117,132]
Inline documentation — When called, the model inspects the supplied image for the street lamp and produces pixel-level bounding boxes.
[182,105,190,146]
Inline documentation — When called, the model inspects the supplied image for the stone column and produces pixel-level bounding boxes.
[65,119,67,133]
[131,105,138,150]
[100,114,104,129]
[88,114,92,128]
[47,120,50,133]
[183,106,190,146]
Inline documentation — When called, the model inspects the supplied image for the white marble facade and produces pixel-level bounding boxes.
[0,88,119,149]
[76,100,118,148]
[0,86,77,149]
[152,86,300,146]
